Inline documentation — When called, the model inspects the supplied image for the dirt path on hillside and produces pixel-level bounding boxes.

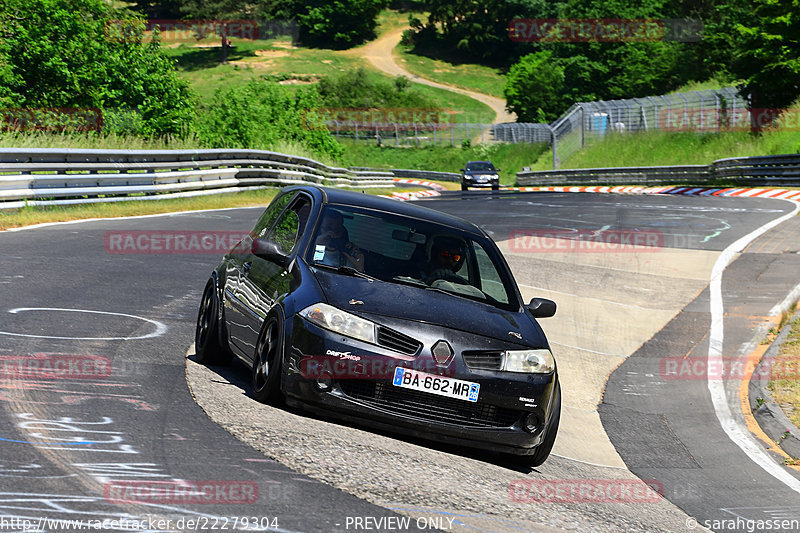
[347,27,517,124]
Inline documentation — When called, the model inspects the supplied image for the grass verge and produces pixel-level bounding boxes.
[396,43,507,100]
[768,312,800,429]
[0,185,438,231]
[0,190,278,231]
[529,128,800,171]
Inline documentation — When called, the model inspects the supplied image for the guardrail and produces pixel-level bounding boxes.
[0,148,397,209]
[517,153,800,187]
[349,167,461,183]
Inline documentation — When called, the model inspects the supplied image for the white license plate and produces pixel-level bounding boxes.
[392,367,480,402]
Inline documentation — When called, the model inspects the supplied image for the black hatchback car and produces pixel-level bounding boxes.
[195,185,560,466]
[461,160,500,191]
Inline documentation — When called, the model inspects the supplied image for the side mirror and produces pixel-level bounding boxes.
[252,238,289,268]
[460,168,465,172]
[496,168,501,172]
[526,298,556,318]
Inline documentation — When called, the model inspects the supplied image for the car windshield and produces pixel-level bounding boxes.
[466,162,495,172]
[307,205,517,310]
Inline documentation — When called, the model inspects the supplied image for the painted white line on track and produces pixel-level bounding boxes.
[707,199,800,493]
[0,308,168,340]
[4,206,264,233]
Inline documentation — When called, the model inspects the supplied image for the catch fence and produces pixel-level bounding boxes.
[329,88,750,169]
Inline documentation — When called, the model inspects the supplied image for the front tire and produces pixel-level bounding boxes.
[461,183,468,191]
[195,280,230,365]
[251,312,285,405]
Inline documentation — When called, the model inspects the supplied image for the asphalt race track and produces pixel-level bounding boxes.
[1,189,799,532]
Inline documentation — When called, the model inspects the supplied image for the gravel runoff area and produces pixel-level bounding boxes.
[185,349,704,533]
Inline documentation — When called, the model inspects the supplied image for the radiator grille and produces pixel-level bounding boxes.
[376,326,421,355]
[339,380,520,428]
[462,351,504,371]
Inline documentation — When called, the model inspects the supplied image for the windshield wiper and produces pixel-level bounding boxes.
[424,286,473,301]
[391,275,427,288]
[314,263,378,281]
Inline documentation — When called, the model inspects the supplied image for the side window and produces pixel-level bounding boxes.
[268,196,311,254]
[253,193,294,238]
[473,243,509,304]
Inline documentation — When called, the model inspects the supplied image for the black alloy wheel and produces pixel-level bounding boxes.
[195,280,229,365]
[252,313,285,405]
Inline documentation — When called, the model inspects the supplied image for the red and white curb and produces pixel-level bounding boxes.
[505,185,800,201]
[381,178,446,200]
[384,181,800,203]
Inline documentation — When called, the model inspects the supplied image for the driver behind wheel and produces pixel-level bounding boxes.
[425,236,468,284]
[314,209,365,271]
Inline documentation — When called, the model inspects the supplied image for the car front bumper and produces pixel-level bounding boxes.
[283,316,558,455]
[462,176,499,188]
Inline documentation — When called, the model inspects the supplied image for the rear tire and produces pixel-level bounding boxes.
[251,312,285,405]
[512,383,561,468]
[195,280,230,365]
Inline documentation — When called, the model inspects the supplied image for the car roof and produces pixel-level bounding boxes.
[285,185,484,236]
[466,160,494,165]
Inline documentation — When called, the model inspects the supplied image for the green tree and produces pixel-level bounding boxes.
[504,51,566,122]
[296,0,388,49]
[728,0,800,111]
[166,0,297,21]
[197,80,343,159]
[409,0,553,64]
[127,0,182,19]
[317,68,437,109]
[0,0,194,135]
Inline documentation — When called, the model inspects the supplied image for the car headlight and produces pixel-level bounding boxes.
[298,303,375,344]
[503,349,555,373]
